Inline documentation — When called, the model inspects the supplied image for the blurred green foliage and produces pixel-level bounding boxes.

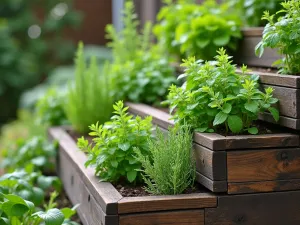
[0,0,81,125]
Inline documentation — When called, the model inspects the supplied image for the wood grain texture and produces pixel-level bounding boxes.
[196,172,227,193]
[228,179,300,194]
[242,27,263,36]
[194,144,227,180]
[48,128,122,214]
[118,194,217,214]
[58,150,118,225]
[205,191,300,225]
[194,132,299,150]
[227,148,300,182]
[259,113,300,130]
[126,102,173,130]
[120,210,204,225]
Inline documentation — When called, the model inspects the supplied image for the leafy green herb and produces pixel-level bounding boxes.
[36,88,69,126]
[65,42,114,133]
[106,1,177,105]
[154,0,242,60]
[135,126,195,195]
[255,0,300,74]
[229,0,283,26]
[164,48,279,134]
[77,101,153,183]
[0,136,57,173]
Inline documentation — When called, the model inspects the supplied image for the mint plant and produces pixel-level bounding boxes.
[65,42,114,133]
[255,0,300,75]
[106,1,176,105]
[164,48,279,135]
[154,0,242,60]
[36,88,69,126]
[77,101,153,184]
[135,126,195,195]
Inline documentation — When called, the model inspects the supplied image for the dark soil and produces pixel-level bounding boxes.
[114,182,209,197]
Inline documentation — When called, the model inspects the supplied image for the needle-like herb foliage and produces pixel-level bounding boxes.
[106,1,176,105]
[154,0,242,60]
[164,48,279,135]
[65,42,114,133]
[255,0,300,75]
[77,101,153,184]
[135,126,195,195]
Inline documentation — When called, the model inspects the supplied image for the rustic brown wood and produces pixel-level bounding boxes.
[228,179,300,194]
[126,102,173,130]
[120,210,204,225]
[58,149,118,225]
[242,27,263,37]
[205,190,300,225]
[194,144,226,180]
[259,113,300,130]
[195,132,299,151]
[118,194,217,214]
[227,148,300,182]
[196,172,227,193]
[49,128,122,214]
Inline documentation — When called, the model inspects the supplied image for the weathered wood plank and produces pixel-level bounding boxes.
[196,172,227,193]
[227,148,300,182]
[228,179,300,194]
[118,194,217,214]
[126,102,173,130]
[193,133,226,150]
[205,191,300,225]
[120,210,204,225]
[59,150,118,225]
[48,127,122,214]
[194,144,227,180]
[242,27,263,36]
[259,113,300,130]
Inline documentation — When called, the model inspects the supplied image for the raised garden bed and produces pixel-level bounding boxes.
[233,27,280,68]
[49,125,300,225]
[127,103,300,194]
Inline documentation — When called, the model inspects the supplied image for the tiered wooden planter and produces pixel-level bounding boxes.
[127,103,300,195]
[49,126,300,225]
[234,27,280,68]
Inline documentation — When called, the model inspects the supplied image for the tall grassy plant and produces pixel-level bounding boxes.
[135,126,195,195]
[65,42,114,133]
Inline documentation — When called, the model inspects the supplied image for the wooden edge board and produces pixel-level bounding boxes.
[228,179,300,195]
[118,193,217,214]
[236,69,300,88]
[48,127,123,215]
[196,172,227,193]
[241,27,263,37]
[259,113,300,130]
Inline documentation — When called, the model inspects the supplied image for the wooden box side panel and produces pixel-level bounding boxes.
[119,210,204,225]
[59,150,118,225]
[205,191,300,225]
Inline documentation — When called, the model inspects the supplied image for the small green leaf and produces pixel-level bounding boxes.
[213,35,230,46]
[269,107,279,122]
[127,170,137,183]
[111,160,118,168]
[245,102,259,113]
[118,143,131,151]
[228,115,243,133]
[195,127,207,133]
[222,103,232,114]
[255,41,264,58]
[248,127,258,135]
[33,208,65,225]
[213,111,228,126]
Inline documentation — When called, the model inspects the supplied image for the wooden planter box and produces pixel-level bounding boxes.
[236,69,300,130]
[49,126,300,225]
[233,27,280,68]
[127,103,300,195]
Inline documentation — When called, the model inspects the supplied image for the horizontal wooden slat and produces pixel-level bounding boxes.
[242,27,263,37]
[48,128,122,214]
[120,210,204,225]
[118,193,217,214]
[205,190,300,225]
[196,172,227,193]
[259,113,300,130]
[227,148,300,182]
[194,144,227,180]
[228,179,300,194]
